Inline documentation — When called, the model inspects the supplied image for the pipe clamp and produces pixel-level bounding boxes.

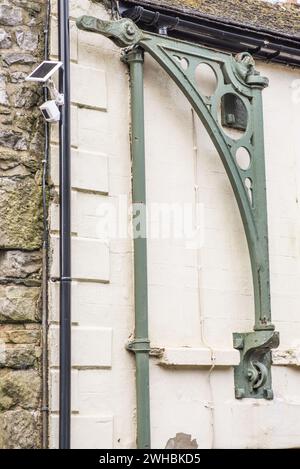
[126,338,150,353]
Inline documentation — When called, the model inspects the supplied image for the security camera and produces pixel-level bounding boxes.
[26,61,64,123]
[40,100,61,123]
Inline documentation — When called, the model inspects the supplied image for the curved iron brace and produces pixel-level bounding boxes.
[76,16,279,403]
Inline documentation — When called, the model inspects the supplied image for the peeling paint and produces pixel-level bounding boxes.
[165,432,198,449]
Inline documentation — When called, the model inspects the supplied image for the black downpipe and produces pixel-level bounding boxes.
[41,0,51,449]
[58,0,72,449]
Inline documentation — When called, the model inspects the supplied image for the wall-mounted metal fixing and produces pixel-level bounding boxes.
[124,47,151,449]
[76,16,279,415]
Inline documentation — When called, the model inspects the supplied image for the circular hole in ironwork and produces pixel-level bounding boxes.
[174,55,189,70]
[195,62,218,97]
[219,93,248,140]
[236,147,251,171]
[245,177,252,189]
[245,177,253,206]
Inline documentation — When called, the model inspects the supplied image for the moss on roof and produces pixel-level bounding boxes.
[125,0,300,37]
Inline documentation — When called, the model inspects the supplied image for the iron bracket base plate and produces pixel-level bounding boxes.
[233,330,279,400]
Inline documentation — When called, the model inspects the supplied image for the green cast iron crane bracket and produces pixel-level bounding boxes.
[76,16,279,400]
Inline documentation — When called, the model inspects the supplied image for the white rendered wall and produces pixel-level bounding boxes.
[49,0,135,449]
[49,1,300,449]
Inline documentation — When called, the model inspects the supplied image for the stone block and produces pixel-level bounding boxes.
[0,409,40,449]
[49,325,112,368]
[0,177,42,250]
[0,250,42,282]
[0,324,40,345]
[0,343,39,369]
[77,107,108,153]
[0,369,40,411]
[49,369,79,413]
[0,5,22,26]
[0,286,40,322]
[15,30,38,52]
[50,104,78,147]
[50,17,78,62]
[50,145,109,194]
[11,85,41,109]
[71,63,107,109]
[0,129,27,151]
[50,414,113,449]
[4,52,37,66]
[0,74,9,106]
[0,28,12,49]
[51,236,110,282]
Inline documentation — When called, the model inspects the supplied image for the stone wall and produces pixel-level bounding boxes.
[0,0,46,449]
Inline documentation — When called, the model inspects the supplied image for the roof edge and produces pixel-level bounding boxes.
[120,0,300,41]
[118,0,300,67]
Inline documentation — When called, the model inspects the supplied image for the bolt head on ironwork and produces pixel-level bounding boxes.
[233,336,244,350]
[263,388,273,400]
[235,388,245,399]
[126,24,135,36]
[226,114,236,125]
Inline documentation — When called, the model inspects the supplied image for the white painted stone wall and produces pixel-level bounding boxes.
[48,1,300,449]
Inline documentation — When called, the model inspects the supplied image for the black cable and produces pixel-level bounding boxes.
[43,1,50,244]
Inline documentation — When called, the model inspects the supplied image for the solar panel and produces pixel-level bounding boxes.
[26,61,63,82]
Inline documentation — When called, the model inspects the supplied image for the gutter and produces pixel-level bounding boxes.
[119,2,300,67]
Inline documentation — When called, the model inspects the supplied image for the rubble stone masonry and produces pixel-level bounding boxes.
[0,0,46,448]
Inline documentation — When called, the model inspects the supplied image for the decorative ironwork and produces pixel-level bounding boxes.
[76,17,279,400]
[233,331,279,399]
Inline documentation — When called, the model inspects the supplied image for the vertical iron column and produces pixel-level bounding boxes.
[125,48,151,450]
[251,88,272,332]
[58,0,71,449]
